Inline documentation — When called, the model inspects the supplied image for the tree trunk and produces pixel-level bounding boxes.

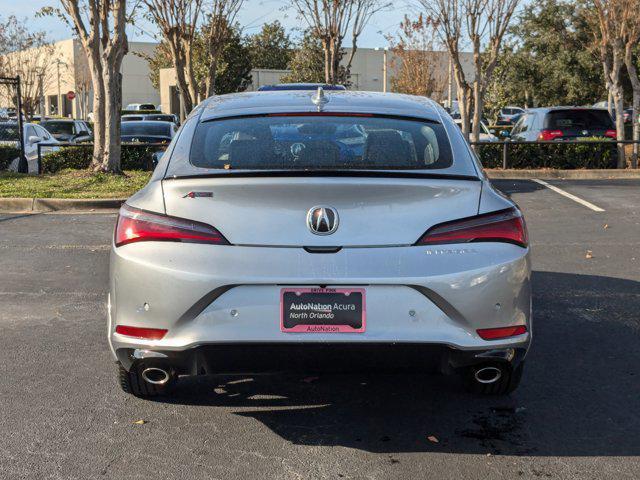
[472,80,483,144]
[102,70,123,173]
[88,56,105,170]
[457,84,471,141]
[625,44,639,169]
[206,55,218,98]
[184,42,199,104]
[167,39,193,120]
[322,39,330,84]
[613,87,626,168]
[632,93,640,170]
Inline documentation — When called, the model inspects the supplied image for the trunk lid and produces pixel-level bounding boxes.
[162,175,481,247]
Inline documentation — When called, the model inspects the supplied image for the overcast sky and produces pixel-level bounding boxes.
[3,0,417,48]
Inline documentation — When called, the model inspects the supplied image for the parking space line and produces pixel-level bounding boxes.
[532,179,605,212]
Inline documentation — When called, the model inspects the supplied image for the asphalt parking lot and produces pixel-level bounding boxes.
[1,179,639,479]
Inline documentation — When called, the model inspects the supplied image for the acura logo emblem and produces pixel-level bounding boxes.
[307,206,339,235]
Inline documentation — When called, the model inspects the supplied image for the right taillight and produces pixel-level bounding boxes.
[416,208,528,248]
[538,129,563,141]
[114,204,229,247]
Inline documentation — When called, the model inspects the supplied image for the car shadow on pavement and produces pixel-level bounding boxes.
[160,271,640,457]
[490,179,547,197]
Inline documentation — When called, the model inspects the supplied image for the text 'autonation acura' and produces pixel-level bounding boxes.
[109,88,531,398]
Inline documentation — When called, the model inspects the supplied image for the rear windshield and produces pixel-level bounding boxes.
[121,122,170,136]
[190,115,452,170]
[146,114,175,122]
[40,121,73,135]
[545,110,613,130]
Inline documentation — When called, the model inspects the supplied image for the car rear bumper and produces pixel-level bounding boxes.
[109,241,532,370]
[115,342,527,375]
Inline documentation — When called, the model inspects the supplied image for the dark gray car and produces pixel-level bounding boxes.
[39,119,93,143]
[510,107,616,141]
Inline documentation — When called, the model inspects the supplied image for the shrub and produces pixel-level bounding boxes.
[476,138,617,169]
[0,145,20,170]
[41,144,165,173]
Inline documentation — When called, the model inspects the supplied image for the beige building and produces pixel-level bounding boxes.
[158,47,474,115]
[6,39,161,119]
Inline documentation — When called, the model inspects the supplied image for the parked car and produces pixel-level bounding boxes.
[497,106,525,125]
[122,113,179,125]
[110,90,531,398]
[39,119,93,143]
[453,119,499,142]
[1,121,59,173]
[510,107,616,141]
[258,83,347,91]
[120,120,177,143]
[125,103,157,111]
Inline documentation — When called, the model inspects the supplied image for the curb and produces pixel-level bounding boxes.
[485,169,640,179]
[0,197,124,213]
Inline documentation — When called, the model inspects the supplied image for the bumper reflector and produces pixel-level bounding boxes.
[115,325,168,340]
[477,325,527,340]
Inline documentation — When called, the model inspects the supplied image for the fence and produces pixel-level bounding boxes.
[470,139,640,169]
[31,139,640,173]
[36,142,169,174]
[0,76,26,172]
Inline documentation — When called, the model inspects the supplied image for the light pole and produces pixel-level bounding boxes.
[38,73,45,117]
[374,47,389,93]
[55,59,64,116]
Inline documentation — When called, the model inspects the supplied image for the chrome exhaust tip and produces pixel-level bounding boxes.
[141,367,170,385]
[474,366,502,384]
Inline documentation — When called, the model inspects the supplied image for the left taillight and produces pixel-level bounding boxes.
[114,204,229,247]
[416,208,528,248]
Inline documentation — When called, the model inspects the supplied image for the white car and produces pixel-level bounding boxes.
[125,103,157,111]
[453,119,499,142]
[1,122,60,173]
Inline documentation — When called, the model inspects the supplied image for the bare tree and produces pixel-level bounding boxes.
[420,0,520,142]
[592,0,627,168]
[0,16,56,120]
[203,0,243,97]
[292,0,387,84]
[56,0,129,172]
[419,0,470,136]
[387,14,448,99]
[143,0,203,119]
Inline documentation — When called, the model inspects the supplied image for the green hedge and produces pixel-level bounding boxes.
[42,144,165,173]
[0,145,20,170]
[476,139,617,169]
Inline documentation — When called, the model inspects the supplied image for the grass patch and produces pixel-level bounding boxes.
[0,169,151,199]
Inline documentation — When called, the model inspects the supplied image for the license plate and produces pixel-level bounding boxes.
[280,287,366,333]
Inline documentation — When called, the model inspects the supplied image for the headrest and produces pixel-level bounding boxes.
[363,130,413,167]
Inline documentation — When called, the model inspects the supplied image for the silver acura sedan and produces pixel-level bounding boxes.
[109,89,531,398]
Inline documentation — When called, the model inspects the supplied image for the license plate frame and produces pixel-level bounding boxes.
[280,287,366,333]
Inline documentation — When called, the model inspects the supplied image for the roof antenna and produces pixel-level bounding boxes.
[312,86,329,111]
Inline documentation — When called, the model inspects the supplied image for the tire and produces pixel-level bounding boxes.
[118,362,175,398]
[463,361,524,395]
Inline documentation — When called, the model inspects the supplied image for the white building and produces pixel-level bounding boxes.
[158,48,475,116]
[2,39,160,119]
